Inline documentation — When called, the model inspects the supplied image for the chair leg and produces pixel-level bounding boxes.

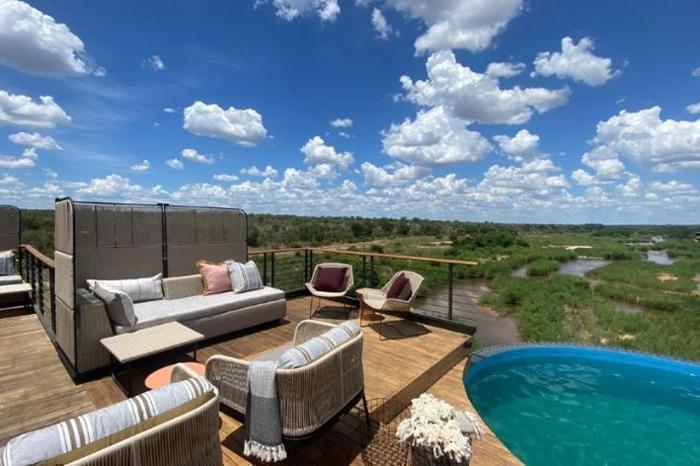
[308,295,315,318]
[362,391,371,430]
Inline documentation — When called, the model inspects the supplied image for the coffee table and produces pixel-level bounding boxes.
[145,362,206,390]
[101,321,204,395]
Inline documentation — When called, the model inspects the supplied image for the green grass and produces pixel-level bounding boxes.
[589,259,699,293]
[526,259,561,276]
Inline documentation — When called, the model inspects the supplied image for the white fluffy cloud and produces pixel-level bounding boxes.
[593,106,700,172]
[485,61,525,78]
[371,8,394,39]
[213,173,239,182]
[401,51,569,125]
[0,0,100,77]
[301,136,354,169]
[144,55,165,71]
[166,158,183,170]
[181,148,215,165]
[183,101,267,146]
[8,131,61,150]
[382,106,492,166]
[687,102,700,115]
[571,146,627,187]
[533,37,618,86]
[384,0,523,53]
[361,161,429,188]
[163,107,175,113]
[130,160,150,172]
[264,0,340,22]
[493,129,541,161]
[241,165,278,178]
[692,67,700,78]
[0,147,37,168]
[0,90,71,128]
[330,117,353,128]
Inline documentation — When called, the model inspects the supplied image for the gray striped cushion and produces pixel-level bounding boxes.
[227,261,263,293]
[87,273,163,303]
[0,377,214,466]
[93,282,137,327]
[0,250,14,276]
[278,321,361,369]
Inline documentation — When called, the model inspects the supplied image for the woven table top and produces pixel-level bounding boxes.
[100,321,204,363]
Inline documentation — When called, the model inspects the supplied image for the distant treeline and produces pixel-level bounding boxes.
[16,209,700,255]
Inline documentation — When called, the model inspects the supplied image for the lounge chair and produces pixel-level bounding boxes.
[358,270,424,338]
[204,319,368,440]
[305,262,354,318]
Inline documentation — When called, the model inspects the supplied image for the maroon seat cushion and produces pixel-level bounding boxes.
[314,267,347,292]
[386,273,408,299]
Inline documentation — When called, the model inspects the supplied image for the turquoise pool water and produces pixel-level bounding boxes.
[465,346,700,466]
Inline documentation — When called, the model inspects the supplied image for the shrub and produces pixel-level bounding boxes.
[527,259,560,276]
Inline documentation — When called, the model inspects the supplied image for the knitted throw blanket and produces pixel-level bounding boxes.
[244,360,287,462]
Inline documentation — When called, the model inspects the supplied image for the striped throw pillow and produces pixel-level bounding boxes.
[0,377,214,466]
[87,273,163,303]
[278,321,361,369]
[227,261,263,293]
[93,282,137,327]
[0,250,14,276]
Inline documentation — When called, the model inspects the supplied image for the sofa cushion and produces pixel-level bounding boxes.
[0,274,22,286]
[278,321,360,369]
[0,377,215,466]
[116,286,285,333]
[0,250,14,276]
[228,260,263,293]
[314,266,346,292]
[93,282,137,327]
[197,261,232,295]
[87,273,163,303]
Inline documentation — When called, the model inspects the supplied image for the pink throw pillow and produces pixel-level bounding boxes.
[197,261,232,295]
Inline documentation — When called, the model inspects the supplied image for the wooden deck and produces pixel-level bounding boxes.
[0,296,521,465]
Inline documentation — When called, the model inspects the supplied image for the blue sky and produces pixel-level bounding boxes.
[1,0,699,223]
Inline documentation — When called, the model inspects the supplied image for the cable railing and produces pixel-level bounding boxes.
[18,244,56,335]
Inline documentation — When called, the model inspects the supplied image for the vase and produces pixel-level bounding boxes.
[410,446,469,466]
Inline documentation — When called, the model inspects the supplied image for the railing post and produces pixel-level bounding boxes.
[370,255,375,287]
[271,252,276,288]
[38,262,45,316]
[262,253,268,285]
[29,255,36,311]
[50,267,56,332]
[448,263,454,321]
[303,249,309,283]
[362,256,367,287]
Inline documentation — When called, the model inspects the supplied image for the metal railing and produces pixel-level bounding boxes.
[19,244,56,335]
[248,247,479,329]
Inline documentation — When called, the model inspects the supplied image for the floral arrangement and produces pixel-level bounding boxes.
[396,394,483,463]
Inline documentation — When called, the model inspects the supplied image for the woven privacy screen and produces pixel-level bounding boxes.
[0,205,20,251]
[54,199,247,308]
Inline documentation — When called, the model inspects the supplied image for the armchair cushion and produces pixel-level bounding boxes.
[0,377,215,466]
[93,282,137,327]
[314,266,346,292]
[278,321,360,368]
[386,273,408,299]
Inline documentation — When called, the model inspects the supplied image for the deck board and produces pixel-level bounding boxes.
[1,296,520,465]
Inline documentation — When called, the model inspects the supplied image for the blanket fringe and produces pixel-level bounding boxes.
[244,440,287,463]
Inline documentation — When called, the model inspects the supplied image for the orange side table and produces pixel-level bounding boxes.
[144,362,206,390]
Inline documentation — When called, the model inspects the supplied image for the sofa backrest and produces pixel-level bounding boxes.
[162,274,204,300]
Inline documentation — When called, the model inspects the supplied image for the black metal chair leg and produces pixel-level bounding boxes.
[362,391,371,430]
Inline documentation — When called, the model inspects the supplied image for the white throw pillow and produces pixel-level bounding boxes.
[227,261,263,293]
[0,250,15,276]
[87,273,163,303]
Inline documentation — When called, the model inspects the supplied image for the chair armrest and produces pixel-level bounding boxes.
[382,298,413,311]
[205,355,250,414]
[171,362,201,383]
[293,319,336,344]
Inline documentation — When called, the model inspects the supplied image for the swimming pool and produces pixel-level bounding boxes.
[465,344,700,466]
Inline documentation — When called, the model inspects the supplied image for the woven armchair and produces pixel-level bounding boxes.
[358,271,424,338]
[204,320,367,439]
[305,262,354,318]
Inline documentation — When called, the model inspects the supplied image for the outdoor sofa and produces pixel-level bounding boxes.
[0,364,222,466]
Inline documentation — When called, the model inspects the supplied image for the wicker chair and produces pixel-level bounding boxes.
[358,271,424,338]
[305,262,354,318]
[204,320,368,440]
